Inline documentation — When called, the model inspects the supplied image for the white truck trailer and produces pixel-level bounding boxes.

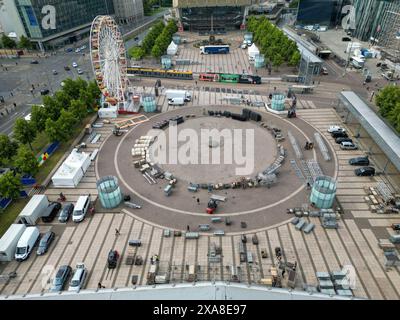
[0,224,27,262]
[165,89,192,102]
[18,195,49,225]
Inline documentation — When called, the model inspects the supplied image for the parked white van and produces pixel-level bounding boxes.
[15,226,40,261]
[168,97,185,106]
[72,195,91,222]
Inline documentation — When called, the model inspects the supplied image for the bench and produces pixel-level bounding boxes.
[303,223,315,234]
[185,232,200,239]
[295,218,306,230]
[90,149,99,161]
[198,224,211,231]
[128,240,141,247]
[213,230,225,236]
[211,217,222,223]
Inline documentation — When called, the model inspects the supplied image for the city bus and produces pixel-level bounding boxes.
[220,74,240,83]
[199,73,220,82]
[127,67,193,80]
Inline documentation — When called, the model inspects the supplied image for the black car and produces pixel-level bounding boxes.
[107,250,119,269]
[355,166,375,177]
[392,223,400,231]
[59,203,74,223]
[36,231,55,255]
[40,89,50,96]
[342,36,351,42]
[64,66,71,71]
[349,156,369,166]
[30,60,39,64]
[331,131,348,138]
[50,265,72,292]
[41,202,61,223]
[335,137,353,144]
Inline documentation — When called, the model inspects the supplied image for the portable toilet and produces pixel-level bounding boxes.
[161,55,172,69]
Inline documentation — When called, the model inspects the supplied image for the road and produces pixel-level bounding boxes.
[0,50,93,136]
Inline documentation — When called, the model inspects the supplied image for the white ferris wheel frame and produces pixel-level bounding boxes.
[90,15,128,104]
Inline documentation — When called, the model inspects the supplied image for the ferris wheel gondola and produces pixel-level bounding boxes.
[90,16,128,107]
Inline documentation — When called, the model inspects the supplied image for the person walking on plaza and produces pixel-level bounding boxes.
[115,228,120,236]
[187,225,190,232]
[197,198,200,205]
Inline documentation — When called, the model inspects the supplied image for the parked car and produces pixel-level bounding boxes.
[77,68,84,75]
[68,263,87,292]
[107,249,119,269]
[36,231,55,255]
[59,203,74,223]
[64,66,71,71]
[335,137,353,144]
[52,70,58,75]
[340,141,357,150]
[75,48,81,53]
[331,131,348,138]
[328,125,346,133]
[342,36,351,42]
[40,89,50,96]
[50,265,72,292]
[321,67,328,75]
[30,60,39,64]
[391,223,400,231]
[15,227,40,261]
[41,202,61,223]
[80,45,87,50]
[355,166,375,176]
[66,48,73,53]
[349,156,369,166]
[72,62,78,68]
[72,195,91,223]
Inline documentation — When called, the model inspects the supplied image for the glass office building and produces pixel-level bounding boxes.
[296,0,347,27]
[15,0,114,49]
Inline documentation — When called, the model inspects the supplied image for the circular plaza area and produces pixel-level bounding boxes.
[96,106,337,232]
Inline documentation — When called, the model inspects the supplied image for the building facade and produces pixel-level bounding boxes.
[0,0,27,39]
[296,0,347,27]
[113,0,144,25]
[14,0,115,50]
[353,0,400,51]
[174,0,252,32]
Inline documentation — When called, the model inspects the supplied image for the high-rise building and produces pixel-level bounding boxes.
[174,0,252,32]
[113,0,144,25]
[0,0,27,39]
[296,0,346,27]
[353,0,400,60]
[14,0,115,50]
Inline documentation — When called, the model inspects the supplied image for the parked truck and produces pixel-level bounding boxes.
[17,195,49,225]
[15,226,40,261]
[165,89,192,102]
[0,224,27,262]
[200,45,230,54]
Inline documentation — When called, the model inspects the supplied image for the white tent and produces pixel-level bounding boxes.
[248,44,260,61]
[52,149,91,188]
[167,41,178,56]
[98,106,118,118]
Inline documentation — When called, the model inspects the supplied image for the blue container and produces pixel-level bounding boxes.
[271,94,286,111]
[310,176,337,209]
[161,55,172,69]
[142,95,157,113]
[254,54,265,68]
[172,34,181,45]
[97,176,123,209]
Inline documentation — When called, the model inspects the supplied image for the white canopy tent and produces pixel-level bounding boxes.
[167,41,178,56]
[248,44,260,61]
[52,149,91,188]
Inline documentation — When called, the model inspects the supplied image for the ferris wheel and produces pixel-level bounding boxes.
[90,15,127,106]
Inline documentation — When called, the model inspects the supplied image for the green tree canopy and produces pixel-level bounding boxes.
[0,135,19,166]
[18,35,32,49]
[1,34,17,49]
[375,85,400,133]
[70,99,87,120]
[30,105,48,132]
[45,110,78,142]
[14,145,39,176]
[0,171,22,200]
[128,46,145,60]
[13,118,36,150]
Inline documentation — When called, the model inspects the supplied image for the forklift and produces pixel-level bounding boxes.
[206,194,227,214]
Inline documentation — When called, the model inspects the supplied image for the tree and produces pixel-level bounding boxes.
[61,78,87,100]
[289,51,301,67]
[151,44,163,59]
[45,110,78,142]
[0,171,22,200]
[0,134,18,166]
[128,46,145,60]
[42,96,62,121]
[18,35,32,50]
[30,105,48,132]
[14,145,39,176]
[1,34,17,49]
[272,54,284,71]
[13,118,36,151]
[375,85,400,118]
[70,99,87,120]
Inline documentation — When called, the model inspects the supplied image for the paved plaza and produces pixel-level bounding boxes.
[1,100,400,300]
